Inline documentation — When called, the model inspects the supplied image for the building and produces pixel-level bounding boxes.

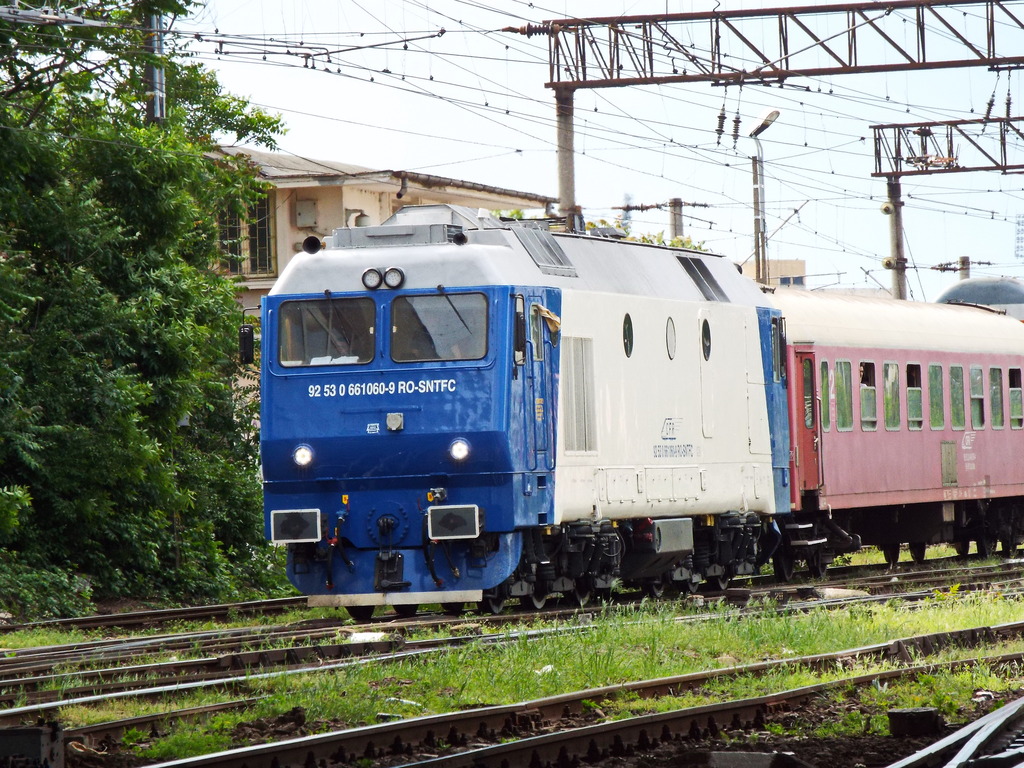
[216,146,558,307]
[740,257,808,288]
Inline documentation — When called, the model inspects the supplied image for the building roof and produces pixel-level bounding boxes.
[216,146,557,210]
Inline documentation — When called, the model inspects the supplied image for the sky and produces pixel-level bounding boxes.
[174,0,1024,300]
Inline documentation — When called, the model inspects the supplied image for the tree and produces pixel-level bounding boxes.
[0,1,290,617]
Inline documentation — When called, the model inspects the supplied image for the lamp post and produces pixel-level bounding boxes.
[750,109,780,285]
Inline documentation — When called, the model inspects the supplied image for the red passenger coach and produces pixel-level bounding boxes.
[771,289,1024,570]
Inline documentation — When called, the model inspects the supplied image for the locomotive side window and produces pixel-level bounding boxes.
[563,336,597,452]
[883,363,900,431]
[949,366,965,430]
[819,361,831,431]
[771,317,786,382]
[530,305,545,362]
[665,317,676,360]
[969,365,985,429]
[990,368,1005,429]
[836,360,853,431]
[906,364,923,431]
[278,298,375,367]
[391,293,488,362]
[1010,368,1023,429]
[623,314,634,358]
[928,364,945,429]
[859,362,877,431]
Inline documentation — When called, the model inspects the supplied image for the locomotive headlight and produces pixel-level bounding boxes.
[292,444,315,467]
[361,268,383,290]
[383,267,405,289]
[448,438,471,462]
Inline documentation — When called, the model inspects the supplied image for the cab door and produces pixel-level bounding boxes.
[793,349,823,493]
[524,292,559,473]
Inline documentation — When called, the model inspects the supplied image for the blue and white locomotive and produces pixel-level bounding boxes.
[258,205,791,618]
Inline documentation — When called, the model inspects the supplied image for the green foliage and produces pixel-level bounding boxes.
[585,217,706,250]
[0,551,93,619]
[0,2,290,616]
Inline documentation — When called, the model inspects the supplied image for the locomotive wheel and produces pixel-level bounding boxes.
[772,551,795,583]
[568,582,593,608]
[522,589,548,610]
[679,578,700,595]
[703,575,730,592]
[806,550,828,579]
[1000,538,1018,558]
[593,586,614,604]
[643,577,666,600]
[478,591,507,615]
[394,604,419,618]
[909,542,927,564]
[881,544,901,567]
[954,540,970,558]
[441,602,465,615]
[976,535,992,558]
[346,605,375,622]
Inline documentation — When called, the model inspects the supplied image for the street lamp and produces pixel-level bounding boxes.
[750,109,780,285]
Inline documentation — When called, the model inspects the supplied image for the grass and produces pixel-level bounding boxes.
[91,590,1024,760]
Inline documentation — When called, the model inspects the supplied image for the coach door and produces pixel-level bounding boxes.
[794,350,823,492]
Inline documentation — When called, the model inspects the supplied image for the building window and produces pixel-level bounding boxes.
[220,195,275,277]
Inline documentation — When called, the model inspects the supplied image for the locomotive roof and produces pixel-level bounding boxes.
[772,288,1024,355]
[272,205,768,307]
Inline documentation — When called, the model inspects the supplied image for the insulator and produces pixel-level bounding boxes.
[715,107,726,145]
[731,113,741,148]
[984,95,995,121]
[1006,92,1012,119]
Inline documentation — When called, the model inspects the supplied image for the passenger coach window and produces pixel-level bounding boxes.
[391,293,488,362]
[802,359,814,429]
[883,362,900,431]
[820,361,831,431]
[836,361,853,431]
[950,366,965,430]
[907,364,923,431]
[970,365,985,429]
[991,368,1005,429]
[278,298,375,367]
[929,364,944,429]
[1010,368,1023,429]
[860,362,877,431]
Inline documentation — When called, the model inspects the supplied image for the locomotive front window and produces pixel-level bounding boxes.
[278,298,375,367]
[390,293,488,362]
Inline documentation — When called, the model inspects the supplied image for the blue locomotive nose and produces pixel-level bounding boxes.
[260,281,553,607]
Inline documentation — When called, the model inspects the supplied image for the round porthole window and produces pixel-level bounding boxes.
[701,319,712,360]
[623,314,634,358]
[666,317,676,360]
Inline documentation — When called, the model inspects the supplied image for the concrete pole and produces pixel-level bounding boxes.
[886,177,908,299]
[145,14,166,124]
[751,138,768,285]
[555,87,578,232]
[958,256,970,280]
[669,197,683,240]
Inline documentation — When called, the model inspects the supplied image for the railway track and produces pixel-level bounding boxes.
[5,559,1024,768]
[105,621,1024,768]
